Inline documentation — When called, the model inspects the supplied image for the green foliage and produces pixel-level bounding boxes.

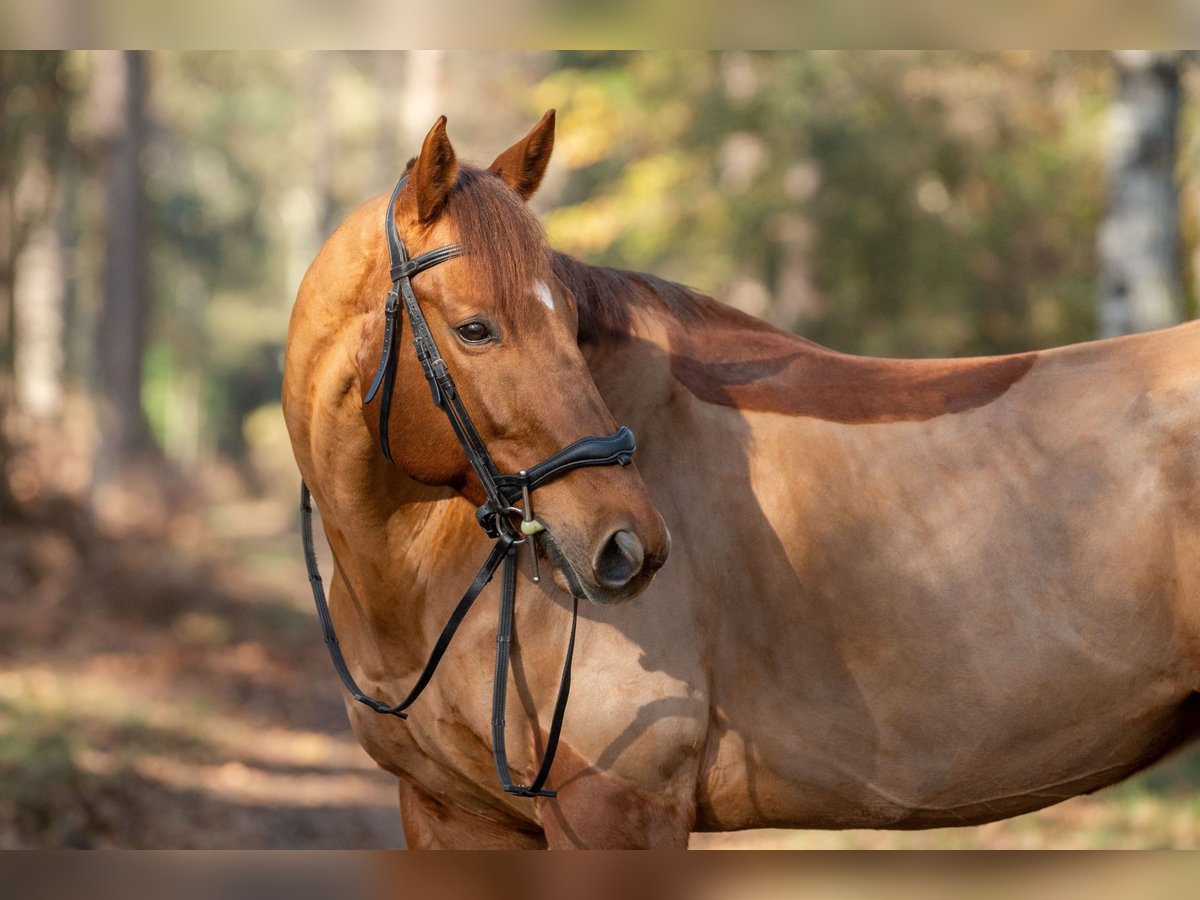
[538,51,1118,358]
[0,701,77,802]
[0,699,81,840]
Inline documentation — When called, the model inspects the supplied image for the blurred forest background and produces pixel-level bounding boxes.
[3,50,1200,848]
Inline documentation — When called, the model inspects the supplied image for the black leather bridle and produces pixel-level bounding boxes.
[300,174,637,798]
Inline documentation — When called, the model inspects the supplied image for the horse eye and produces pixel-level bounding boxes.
[456,321,493,344]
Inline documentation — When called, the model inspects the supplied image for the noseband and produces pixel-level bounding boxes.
[300,174,637,799]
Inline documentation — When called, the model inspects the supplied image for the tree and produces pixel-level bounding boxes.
[536,52,1109,357]
[91,50,155,501]
[0,51,70,521]
[1097,51,1185,338]
[0,54,16,521]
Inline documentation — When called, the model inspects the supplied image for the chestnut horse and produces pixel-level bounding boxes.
[284,112,1200,848]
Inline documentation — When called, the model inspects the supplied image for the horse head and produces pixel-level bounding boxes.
[357,112,670,605]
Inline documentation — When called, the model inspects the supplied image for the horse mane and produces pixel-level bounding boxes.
[550,244,1039,426]
[550,252,712,343]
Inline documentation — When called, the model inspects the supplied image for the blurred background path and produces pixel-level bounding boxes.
[0,453,405,848]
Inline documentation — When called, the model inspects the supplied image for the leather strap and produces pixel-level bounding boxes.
[302,482,513,718]
[491,546,578,798]
[494,426,636,500]
[304,481,577,799]
[366,174,464,462]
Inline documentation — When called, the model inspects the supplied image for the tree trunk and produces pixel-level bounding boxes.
[92,50,153,496]
[1097,50,1184,338]
[0,54,16,521]
[14,181,66,422]
[1,52,69,519]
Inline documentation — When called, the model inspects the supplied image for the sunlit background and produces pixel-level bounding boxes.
[2,50,1199,848]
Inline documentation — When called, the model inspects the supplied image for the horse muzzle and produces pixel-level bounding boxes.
[539,515,670,606]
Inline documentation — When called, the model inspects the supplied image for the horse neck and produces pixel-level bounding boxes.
[324,453,480,672]
[314,380,477,595]
[354,446,477,560]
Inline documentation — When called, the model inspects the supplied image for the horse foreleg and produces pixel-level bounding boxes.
[397,779,548,849]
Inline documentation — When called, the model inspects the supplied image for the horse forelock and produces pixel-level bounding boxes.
[432,165,551,323]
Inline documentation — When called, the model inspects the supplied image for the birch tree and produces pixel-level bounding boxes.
[1098,50,1185,338]
[0,51,69,520]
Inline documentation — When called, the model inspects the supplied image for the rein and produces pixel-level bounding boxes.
[300,174,636,799]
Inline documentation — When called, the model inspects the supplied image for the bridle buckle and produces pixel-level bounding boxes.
[492,506,528,544]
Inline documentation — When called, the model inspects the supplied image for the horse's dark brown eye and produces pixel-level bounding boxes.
[456,322,492,344]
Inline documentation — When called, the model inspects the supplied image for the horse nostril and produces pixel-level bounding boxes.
[593,529,645,589]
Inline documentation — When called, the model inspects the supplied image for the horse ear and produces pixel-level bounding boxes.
[405,116,458,223]
[488,109,555,200]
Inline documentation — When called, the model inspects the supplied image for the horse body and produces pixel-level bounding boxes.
[284,114,1200,848]
[583,286,1200,834]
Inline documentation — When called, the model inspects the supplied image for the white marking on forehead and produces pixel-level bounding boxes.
[533,280,555,312]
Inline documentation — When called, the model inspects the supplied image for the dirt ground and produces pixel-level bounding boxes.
[4,462,1200,849]
[0,463,406,849]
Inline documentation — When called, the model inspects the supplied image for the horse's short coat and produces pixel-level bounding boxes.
[284,113,1200,848]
